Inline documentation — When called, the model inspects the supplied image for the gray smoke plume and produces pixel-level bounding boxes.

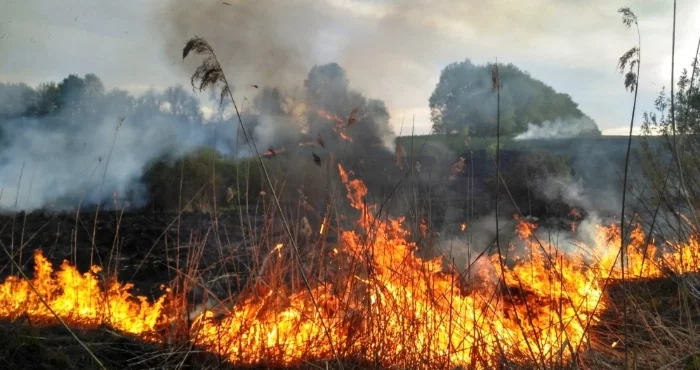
[514,117,600,140]
[160,0,397,155]
[0,78,236,212]
[161,0,331,92]
[0,59,395,213]
[534,175,622,216]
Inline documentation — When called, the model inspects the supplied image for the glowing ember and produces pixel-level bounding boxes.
[263,147,286,157]
[317,109,354,142]
[298,140,316,147]
[316,109,344,126]
[337,130,353,142]
[569,208,582,232]
[1,166,699,369]
[320,215,328,235]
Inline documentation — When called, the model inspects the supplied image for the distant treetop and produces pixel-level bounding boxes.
[429,59,601,137]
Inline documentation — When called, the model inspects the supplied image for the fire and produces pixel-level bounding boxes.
[316,109,344,125]
[320,215,328,235]
[317,109,354,142]
[569,208,582,232]
[0,251,172,340]
[263,147,286,157]
[274,243,284,257]
[1,166,700,368]
[449,157,466,180]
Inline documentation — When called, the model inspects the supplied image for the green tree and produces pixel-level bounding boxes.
[640,56,700,218]
[429,60,601,137]
[25,82,61,116]
[23,74,106,119]
[304,63,392,151]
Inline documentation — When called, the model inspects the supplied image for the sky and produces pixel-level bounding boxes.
[0,0,699,136]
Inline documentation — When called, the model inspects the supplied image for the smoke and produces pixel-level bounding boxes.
[534,175,621,217]
[440,213,519,271]
[0,0,408,214]
[0,65,397,213]
[514,117,600,140]
[160,0,397,154]
[161,0,331,92]
[0,80,236,212]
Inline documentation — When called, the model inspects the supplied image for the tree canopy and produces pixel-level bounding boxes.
[429,60,601,137]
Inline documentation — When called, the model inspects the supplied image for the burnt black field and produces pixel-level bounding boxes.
[0,210,258,299]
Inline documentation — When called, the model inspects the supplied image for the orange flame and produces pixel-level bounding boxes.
[317,109,353,142]
[1,167,700,368]
[0,251,172,340]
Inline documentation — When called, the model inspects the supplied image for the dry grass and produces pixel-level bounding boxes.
[2,133,700,370]
[3,8,700,368]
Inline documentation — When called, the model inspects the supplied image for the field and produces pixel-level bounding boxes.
[0,143,699,369]
[1,6,699,368]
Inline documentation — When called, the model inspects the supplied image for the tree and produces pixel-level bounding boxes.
[639,55,700,217]
[162,85,203,123]
[21,74,107,120]
[25,82,61,116]
[429,60,601,137]
[0,82,35,118]
[254,87,286,115]
[304,63,392,152]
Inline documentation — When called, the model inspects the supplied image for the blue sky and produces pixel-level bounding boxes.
[1,0,699,135]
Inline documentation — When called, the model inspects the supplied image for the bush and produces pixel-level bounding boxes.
[142,149,264,212]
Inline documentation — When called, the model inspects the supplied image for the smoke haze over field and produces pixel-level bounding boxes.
[0,81,237,211]
[0,0,697,214]
[514,117,601,140]
[0,58,396,211]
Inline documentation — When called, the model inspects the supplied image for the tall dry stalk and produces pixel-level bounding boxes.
[617,7,641,367]
[181,36,343,367]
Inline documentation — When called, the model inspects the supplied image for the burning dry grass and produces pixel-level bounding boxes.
[1,165,700,369]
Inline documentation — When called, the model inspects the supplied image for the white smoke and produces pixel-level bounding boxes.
[0,86,236,212]
[534,175,622,217]
[514,117,600,140]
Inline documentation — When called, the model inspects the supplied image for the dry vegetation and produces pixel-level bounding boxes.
[1,5,700,370]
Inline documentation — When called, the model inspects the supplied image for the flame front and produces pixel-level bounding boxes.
[1,166,699,368]
[0,252,171,339]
